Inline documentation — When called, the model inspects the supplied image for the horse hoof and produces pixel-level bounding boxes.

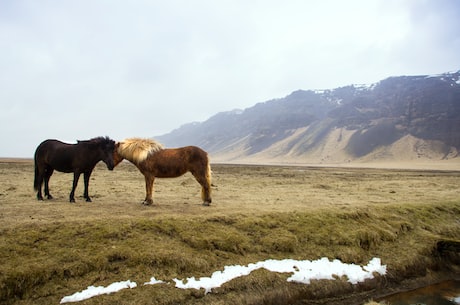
[69,198,76,203]
[47,195,53,200]
[86,198,92,202]
[142,199,154,205]
[202,202,211,206]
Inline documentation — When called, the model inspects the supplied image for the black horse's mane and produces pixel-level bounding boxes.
[77,136,114,146]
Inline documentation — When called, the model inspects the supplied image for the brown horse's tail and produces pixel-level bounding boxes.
[201,159,212,202]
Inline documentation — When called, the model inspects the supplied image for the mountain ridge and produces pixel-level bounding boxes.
[157,71,460,165]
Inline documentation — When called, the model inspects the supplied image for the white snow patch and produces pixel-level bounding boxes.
[60,258,386,302]
[60,280,137,303]
[173,257,386,294]
[353,83,377,91]
[143,277,164,286]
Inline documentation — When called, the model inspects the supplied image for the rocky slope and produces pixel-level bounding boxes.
[157,71,460,164]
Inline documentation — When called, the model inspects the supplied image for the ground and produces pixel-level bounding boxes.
[0,159,459,304]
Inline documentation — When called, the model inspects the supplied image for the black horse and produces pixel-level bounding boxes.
[34,136,115,202]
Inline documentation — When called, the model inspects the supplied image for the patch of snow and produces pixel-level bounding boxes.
[143,277,165,285]
[60,257,386,302]
[60,280,137,303]
[173,257,386,294]
[231,109,243,115]
[353,83,377,91]
[425,72,460,85]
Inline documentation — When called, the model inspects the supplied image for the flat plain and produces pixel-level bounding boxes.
[0,159,459,304]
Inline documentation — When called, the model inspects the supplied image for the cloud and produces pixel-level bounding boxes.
[1,0,459,157]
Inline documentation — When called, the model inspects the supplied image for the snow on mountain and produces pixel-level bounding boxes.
[157,70,460,165]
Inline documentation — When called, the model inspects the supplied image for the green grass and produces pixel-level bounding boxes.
[1,201,459,305]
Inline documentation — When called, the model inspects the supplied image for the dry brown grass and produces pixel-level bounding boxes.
[0,160,459,305]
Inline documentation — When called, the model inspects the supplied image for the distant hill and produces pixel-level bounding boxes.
[157,71,460,165]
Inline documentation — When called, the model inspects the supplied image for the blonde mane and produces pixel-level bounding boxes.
[117,138,164,164]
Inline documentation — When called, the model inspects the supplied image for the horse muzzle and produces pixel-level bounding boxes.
[106,161,115,171]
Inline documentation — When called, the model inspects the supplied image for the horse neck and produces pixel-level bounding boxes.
[121,152,142,165]
[80,144,105,163]
[118,144,154,165]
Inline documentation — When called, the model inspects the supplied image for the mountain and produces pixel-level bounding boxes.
[157,71,460,165]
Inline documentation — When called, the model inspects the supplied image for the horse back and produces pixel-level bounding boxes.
[35,140,84,173]
[144,146,209,178]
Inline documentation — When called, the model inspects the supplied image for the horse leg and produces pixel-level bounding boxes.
[69,172,81,203]
[35,167,45,201]
[83,171,92,202]
[37,189,44,201]
[143,175,155,205]
[43,167,54,200]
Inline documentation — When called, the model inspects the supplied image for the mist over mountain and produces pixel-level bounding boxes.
[157,71,460,164]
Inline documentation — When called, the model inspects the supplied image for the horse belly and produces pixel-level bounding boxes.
[47,154,76,173]
[152,163,188,178]
[51,162,74,173]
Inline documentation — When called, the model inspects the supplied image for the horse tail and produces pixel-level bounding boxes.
[33,156,40,191]
[206,160,212,187]
[33,144,43,192]
[201,157,212,201]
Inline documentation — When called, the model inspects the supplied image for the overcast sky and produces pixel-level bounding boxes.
[1,0,459,157]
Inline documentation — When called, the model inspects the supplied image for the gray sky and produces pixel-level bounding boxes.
[1,0,459,157]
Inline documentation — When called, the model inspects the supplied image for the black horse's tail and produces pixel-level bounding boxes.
[33,156,40,191]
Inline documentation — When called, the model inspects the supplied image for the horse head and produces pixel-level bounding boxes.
[113,142,125,167]
[97,137,116,170]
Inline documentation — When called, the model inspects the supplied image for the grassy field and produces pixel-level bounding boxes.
[0,159,459,304]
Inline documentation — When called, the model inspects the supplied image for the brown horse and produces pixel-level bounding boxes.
[113,138,212,206]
